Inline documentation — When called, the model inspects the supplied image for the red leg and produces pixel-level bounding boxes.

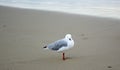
[62,53,65,60]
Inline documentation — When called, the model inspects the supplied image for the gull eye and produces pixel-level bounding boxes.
[69,38,71,41]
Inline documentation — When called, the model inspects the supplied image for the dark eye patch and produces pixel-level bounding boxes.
[69,38,71,41]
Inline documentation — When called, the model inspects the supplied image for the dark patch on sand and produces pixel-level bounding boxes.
[81,33,85,36]
[3,25,7,28]
[82,37,88,40]
[107,66,112,68]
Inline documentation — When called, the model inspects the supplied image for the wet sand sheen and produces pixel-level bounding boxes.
[0,6,120,70]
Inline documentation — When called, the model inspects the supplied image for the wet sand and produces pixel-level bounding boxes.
[0,6,120,70]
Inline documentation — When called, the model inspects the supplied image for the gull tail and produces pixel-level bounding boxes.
[43,46,47,48]
[43,46,48,50]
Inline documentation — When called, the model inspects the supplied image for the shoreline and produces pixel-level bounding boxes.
[0,5,120,19]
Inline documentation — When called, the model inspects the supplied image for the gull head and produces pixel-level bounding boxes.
[65,34,72,40]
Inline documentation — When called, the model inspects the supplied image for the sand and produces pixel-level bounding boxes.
[0,6,120,70]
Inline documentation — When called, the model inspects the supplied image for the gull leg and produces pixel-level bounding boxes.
[62,53,65,60]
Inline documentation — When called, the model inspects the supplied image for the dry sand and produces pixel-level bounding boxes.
[0,6,120,70]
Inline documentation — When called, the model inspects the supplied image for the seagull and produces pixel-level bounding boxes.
[43,34,74,60]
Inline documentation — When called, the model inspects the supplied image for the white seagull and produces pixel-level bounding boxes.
[43,34,74,60]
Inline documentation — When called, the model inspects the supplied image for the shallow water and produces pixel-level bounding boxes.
[0,0,120,18]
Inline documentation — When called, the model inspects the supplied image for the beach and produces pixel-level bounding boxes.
[0,6,120,70]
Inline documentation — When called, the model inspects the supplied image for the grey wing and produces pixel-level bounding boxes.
[48,40,68,51]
